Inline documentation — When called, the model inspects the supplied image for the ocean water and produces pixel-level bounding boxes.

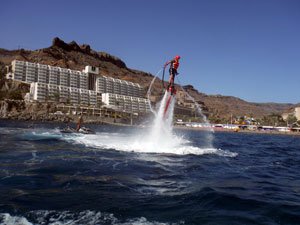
[0,119,300,225]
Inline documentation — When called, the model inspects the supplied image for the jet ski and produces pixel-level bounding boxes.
[60,126,95,134]
[78,127,95,134]
[60,126,76,133]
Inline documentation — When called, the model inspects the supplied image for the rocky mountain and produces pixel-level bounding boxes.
[182,85,295,120]
[0,37,297,121]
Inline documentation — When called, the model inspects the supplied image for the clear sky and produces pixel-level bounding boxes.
[1,0,299,103]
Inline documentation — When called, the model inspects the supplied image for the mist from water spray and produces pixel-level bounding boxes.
[181,87,211,127]
[146,69,175,137]
[147,69,162,114]
[151,91,175,136]
[178,86,214,148]
[142,70,187,152]
[145,72,214,149]
[65,69,231,156]
[140,91,179,152]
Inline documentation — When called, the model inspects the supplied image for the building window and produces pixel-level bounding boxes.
[92,66,96,71]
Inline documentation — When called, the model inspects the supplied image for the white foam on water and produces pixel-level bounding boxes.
[0,211,181,225]
[0,213,32,225]
[63,91,237,157]
[66,132,237,157]
[20,129,63,141]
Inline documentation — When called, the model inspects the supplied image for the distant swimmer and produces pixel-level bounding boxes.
[164,55,180,95]
[76,114,84,132]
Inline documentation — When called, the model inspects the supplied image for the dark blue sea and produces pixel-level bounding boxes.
[0,119,300,225]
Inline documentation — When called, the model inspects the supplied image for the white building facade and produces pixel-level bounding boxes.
[49,66,60,85]
[7,60,88,89]
[30,83,48,102]
[8,60,150,113]
[102,93,150,113]
[295,107,300,121]
[95,75,143,97]
[29,82,99,107]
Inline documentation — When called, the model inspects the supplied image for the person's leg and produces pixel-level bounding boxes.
[169,74,174,84]
[76,122,81,131]
[167,77,173,91]
[167,68,172,89]
[170,68,176,82]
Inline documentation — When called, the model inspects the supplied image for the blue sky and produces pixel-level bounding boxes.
[1,0,299,103]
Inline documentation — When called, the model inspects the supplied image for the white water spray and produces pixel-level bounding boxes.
[176,78,214,148]
[146,91,177,150]
[61,69,237,157]
[146,69,162,114]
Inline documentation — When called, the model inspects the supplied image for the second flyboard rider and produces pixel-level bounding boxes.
[164,55,180,95]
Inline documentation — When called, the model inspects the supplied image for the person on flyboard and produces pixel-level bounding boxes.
[164,55,180,95]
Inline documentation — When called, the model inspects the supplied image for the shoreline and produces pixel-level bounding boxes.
[174,125,300,136]
[1,117,300,137]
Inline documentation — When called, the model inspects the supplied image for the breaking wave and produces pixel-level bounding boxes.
[0,211,183,225]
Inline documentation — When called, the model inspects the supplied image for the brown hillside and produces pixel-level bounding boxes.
[0,37,297,120]
[182,85,295,120]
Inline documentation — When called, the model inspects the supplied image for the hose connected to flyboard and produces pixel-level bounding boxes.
[146,68,163,114]
[162,66,166,90]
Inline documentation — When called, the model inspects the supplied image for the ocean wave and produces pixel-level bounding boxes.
[18,130,63,141]
[0,210,183,225]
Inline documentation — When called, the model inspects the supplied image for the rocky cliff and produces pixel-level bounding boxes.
[182,85,295,120]
[0,99,71,122]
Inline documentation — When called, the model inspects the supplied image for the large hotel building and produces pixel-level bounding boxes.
[6,60,150,113]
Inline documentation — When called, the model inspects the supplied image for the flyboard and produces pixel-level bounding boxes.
[162,67,177,119]
[163,86,176,118]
